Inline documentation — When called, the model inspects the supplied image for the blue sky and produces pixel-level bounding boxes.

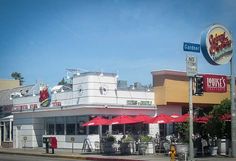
[0,0,236,86]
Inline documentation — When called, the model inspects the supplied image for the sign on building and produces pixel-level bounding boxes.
[202,74,227,93]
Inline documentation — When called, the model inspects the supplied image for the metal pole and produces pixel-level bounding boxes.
[230,58,236,157]
[189,77,194,161]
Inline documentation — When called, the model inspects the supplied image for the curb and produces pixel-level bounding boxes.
[0,150,142,161]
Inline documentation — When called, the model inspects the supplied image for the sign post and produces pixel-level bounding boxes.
[230,58,236,157]
[186,55,197,161]
[71,137,75,153]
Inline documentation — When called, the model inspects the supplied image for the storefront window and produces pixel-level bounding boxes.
[112,124,123,134]
[102,125,109,135]
[77,116,88,135]
[66,116,76,135]
[89,126,98,134]
[88,116,98,134]
[45,118,54,135]
[56,117,64,135]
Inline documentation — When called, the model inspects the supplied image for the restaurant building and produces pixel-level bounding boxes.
[12,71,158,149]
[10,69,235,149]
[152,70,235,136]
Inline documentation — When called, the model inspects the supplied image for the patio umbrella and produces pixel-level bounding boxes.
[172,113,189,123]
[146,114,173,124]
[170,114,181,119]
[220,113,231,122]
[133,114,153,123]
[82,116,109,126]
[194,116,211,124]
[107,115,138,125]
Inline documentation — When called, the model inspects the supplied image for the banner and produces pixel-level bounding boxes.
[203,74,227,93]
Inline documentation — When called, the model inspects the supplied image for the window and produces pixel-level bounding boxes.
[45,118,54,135]
[89,126,98,134]
[77,116,88,135]
[112,124,123,134]
[56,117,64,135]
[88,116,98,134]
[66,116,76,135]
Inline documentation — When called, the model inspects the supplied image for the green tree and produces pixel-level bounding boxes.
[58,78,66,85]
[206,98,231,139]
[11,72,24,85]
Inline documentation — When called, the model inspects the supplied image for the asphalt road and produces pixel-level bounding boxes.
[0,153,91,161]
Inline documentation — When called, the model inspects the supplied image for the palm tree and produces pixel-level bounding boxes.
[11,72,24,85]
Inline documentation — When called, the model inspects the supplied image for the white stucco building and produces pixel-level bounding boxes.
[12,71,159,149]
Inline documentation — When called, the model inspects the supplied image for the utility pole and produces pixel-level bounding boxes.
[186,55,197,161]
[189,77,194,161]
[231,58,236,157]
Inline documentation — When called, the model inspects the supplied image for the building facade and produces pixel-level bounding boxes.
[0,79,33,148]
[12,72,158,149]
[151,70,235,136]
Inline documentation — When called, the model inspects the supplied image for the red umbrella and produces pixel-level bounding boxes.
[107,115,137,125]
[172,113,189,123]
[133,115,153,123]
[194,116,211,124]
[82,116,108,126]
[170,114,181,119]
[220,113,231,122]
[147,114,173,124]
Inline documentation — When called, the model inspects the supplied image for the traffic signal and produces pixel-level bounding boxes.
[194,76,204,96]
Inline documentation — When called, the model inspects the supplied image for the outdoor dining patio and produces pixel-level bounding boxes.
[81,112,232,157]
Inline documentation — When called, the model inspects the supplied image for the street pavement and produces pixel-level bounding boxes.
[0,147,235,161]
[0,153,86,161]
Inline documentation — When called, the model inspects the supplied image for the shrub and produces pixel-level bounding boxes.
[105,134,116,142]
[121,134,134,143]
[139,135,153,142]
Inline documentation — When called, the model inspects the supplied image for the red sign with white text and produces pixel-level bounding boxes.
[203,74,227,93]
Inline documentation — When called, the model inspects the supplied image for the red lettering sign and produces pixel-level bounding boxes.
[203,74,227,93]
[209,32,232,56]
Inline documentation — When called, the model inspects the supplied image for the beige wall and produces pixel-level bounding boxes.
[153,71,234,106]
[0,79,20,91]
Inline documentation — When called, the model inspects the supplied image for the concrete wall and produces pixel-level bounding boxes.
[13,117,44,148]
[0,79,19,91]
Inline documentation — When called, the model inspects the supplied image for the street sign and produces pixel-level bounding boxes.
[183,42,200,53]
[186,55,197,77]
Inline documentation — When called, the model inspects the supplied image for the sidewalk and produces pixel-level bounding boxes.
[0,147,235,161]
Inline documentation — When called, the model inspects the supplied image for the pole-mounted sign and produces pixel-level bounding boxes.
[186,55,197,77]
[201,24,235,158]
[201,24,233,65]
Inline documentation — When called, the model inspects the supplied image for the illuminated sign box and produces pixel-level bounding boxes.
[202,74,227,93]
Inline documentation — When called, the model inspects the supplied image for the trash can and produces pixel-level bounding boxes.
[218,139,229,155]
[49,137,57,154]
[43,137,50,153]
